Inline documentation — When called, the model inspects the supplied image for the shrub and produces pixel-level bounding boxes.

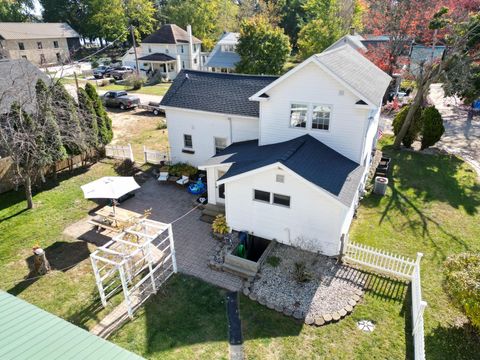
[421,106,445,150]
[114,159,137,176]
[266,256,281,267]
[157,121,167,130]
[91,59,99,69]
[168,162,197,177]
[293,261,312,283]
[444,253,480,330]
[393,105,422,148]
[125,74,144,90]
[212,215,229,235]
[98,79,109,87]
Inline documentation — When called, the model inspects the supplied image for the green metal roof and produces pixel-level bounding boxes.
[0,291,144,360]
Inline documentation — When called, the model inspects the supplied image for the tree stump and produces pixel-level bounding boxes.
[33,247,51,275]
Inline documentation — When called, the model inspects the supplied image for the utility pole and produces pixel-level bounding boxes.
[130,25,140,76]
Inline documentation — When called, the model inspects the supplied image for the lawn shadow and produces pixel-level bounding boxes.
[360,270,409,303]
[425,322,480,360]
[7,240,91,296]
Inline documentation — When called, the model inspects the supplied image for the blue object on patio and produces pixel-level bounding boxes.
[188,179,206,195]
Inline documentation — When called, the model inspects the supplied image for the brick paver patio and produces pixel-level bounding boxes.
[121,178,242,292]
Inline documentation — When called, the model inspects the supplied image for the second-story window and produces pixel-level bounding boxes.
[184,134,193,148]
[181,45,184,53]
[311,105,331,131]
[289,103,308,128]
[53,41,59,48]
[37,42,43,49]
[18,42,25,50]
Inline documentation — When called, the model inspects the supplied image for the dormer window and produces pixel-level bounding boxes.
[289,103,308,128]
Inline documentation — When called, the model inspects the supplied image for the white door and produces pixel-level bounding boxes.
[216,170,226,204]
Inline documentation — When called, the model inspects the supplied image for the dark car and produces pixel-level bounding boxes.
[100,91,140,110]
[110,66,135,80]
[93,65,114,79]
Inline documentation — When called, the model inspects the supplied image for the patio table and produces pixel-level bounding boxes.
[95,206,143,227]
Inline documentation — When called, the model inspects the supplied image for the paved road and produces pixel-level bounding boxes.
[428,84,480,176]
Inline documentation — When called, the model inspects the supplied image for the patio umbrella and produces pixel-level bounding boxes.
[81,176,140,213]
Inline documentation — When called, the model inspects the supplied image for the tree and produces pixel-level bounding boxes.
[393,8,480,149]
[236,16,291,75]
[444,253,480,331]
[161,0,238,50]
[297,0,363,59]
[237,0,286,26]
[0,0,34,21]
[77,88,99,148]
[85,83,113,145]
[392,105,422,148]
[420,106,444,150]
[279,0,307,50]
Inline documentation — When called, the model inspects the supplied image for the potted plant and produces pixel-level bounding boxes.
[212,214,229,240]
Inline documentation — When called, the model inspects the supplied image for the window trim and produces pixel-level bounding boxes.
[311,103,332,132]
[183,134,193,149]
[288,102,309,129]
[272,193,291,208]
[18,42,25,50]
[53,40,59,48]
[37,41,43,49]
[253,189,271,203]
[214,137,227,154]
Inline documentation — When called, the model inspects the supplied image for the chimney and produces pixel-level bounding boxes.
[187,24,194,69]
[176,54,182,72]
[350,27,355,36]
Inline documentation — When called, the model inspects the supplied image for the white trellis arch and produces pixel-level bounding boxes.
[90,219,177,318]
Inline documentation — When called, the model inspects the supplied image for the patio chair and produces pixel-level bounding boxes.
[176,175,189,186]
[157,172,169,182]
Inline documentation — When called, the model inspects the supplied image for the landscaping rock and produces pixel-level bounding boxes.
[352,294,361,302]
[283,308,293,316]
[332,312,341,321]
[258,296,266,305]
[305,315,315,325]
[243,288,250,297]
[267,301,275,310]
[274,304,283,313]
[339,309,347,317]
[249,293,257,301]
[293,309,304,320]
[314,317,325,326]
[345,305,353,313]
[348,299,357,307]
[323,314,333,322]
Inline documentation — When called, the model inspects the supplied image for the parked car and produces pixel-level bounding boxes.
[100,91,140,110]
[111,66,135,80]
[93,65,114,79]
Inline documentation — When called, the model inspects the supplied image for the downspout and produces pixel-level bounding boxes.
[228,116,233,143]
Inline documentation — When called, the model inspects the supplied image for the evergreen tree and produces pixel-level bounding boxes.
[85,83,113,145]
[421,106,445,150]
[77,88,99,148]
[392,105,422,148]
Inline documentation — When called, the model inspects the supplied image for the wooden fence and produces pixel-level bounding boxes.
[105,144,134,162]
[143,146,170,165]
[342,238,427,360]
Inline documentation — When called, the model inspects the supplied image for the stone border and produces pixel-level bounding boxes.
[242,278,364,326]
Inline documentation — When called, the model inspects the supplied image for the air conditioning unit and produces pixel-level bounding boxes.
[374,176,388,195]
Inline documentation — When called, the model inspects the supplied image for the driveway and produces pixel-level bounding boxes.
[120,178,242,291]
[428,84,480,176]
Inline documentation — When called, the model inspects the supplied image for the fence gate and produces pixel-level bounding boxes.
[90,219,177,318]
[143,146,170,165]
[105,144,134,162]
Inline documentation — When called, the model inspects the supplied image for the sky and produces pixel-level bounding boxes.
[32,0,42,17]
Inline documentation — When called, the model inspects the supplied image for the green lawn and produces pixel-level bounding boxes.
[1,135,478,359]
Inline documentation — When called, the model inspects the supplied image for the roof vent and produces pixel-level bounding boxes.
[185,74,189,79]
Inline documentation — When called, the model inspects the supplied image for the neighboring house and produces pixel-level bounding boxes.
[0,291,144,359]
[160,44,390,256]
[0,58,49,114]
[0,22,80,66]
[204,32,240,73]
[325,33,367,53]
[409,44,445,76]
[122,24,202,80]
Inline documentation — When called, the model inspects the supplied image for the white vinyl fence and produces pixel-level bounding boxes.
[105,144,134,162]
[343,238,427,360]
[143,146,170,165]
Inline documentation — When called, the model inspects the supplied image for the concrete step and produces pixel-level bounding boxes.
[202,208,224,218]
[204,203,225,213]
[222,262,257,279]
[199,214,216,224]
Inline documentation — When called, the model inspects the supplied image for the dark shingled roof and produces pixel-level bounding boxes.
[160,70,278,117]
[138,53,175,62]
[205,134,364,206]
[142,24,201,44]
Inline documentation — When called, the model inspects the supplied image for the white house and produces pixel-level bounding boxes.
[122,24,202,80]
[160,44,391,256]
[204,32,240,73]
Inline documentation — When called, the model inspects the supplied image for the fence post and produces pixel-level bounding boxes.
[168,224,177,273]
[143,145,147,164]
[412,300,427,335]
[415,252,423,267]
[339,234,347,263]
[128,143,134,162]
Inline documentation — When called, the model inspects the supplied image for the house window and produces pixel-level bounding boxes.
[40,54,46,64]
[276,174,284,183]
[312,104,331,130]
[21,55,27,60]
[148,47,152,53]
[165,48,169,54]
[56,53,61,62]
[18,42,25,50]
[53,41,59,48]
[169,63,174,71]
[289,103,308,128]
[193,44,197,52]
[37,42,43,49]
[182,61,185,69]
[194,58,197,64]
[183,134,193,148]
[181,45,184,53]
[254,189,270,203]
[214,137,227,154]
[273,193,290,207]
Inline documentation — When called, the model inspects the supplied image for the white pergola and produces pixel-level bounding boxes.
[90,219,177,318]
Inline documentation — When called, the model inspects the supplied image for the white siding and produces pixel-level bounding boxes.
[360,107,381,166]
[141,43,201,70]
[224,167,349,256]
[259,62,371,163]
[165,108,259,166]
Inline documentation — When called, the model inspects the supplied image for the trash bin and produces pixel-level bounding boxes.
[374,176,389,195]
